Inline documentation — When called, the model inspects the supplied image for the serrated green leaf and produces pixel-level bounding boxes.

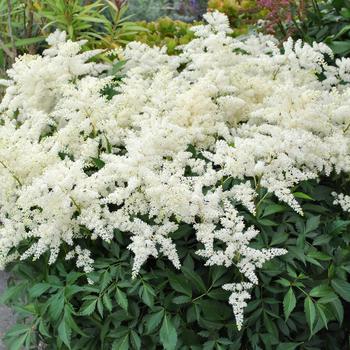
[13,36,45,48]
[262,204,287,217]
[38,320,51,338]
[330,296,344,325]
[64,305,86,337]
[276,278,291,287]
[112,334,129,350]
[305,216,320,233]
[103,293,113,312]
[48,290,65,321]
[0,282,27,304]
[115,287,128,311]
[5,332,28,350]
[203,340,215,350]
[258,218,279,226]
[309,284,333,298]
[4,324,31,338]
[160,313,177,350]
[172,295,192,304]
[331,279,350,302]
[146,309,164,334]
[97,298,104,318]
[327,220,350,235]
[66,271,82,285]
[79,299,97,316]
[276,343,303,350]
[307,251,331,261]
[210,266,226,285]
[58,318,71,349]
[271,232,289,245]
[316,303,328,329]
[181,266,206,293]
[130,330,141,350]
[140,283,155,307]
[29,283,51,298]
[283,288,296,321]
[304,296,316,334]
[168,273,192,297]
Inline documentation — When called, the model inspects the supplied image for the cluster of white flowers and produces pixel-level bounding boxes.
[332,192,350,213]
[1,11,350,329]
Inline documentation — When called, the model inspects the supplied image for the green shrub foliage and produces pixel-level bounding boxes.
[126,17,197,54]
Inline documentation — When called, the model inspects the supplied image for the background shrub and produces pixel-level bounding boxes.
[296,0,350,57]
[207,0,267,36]
[258,0,350,58]
[125,17,197,54]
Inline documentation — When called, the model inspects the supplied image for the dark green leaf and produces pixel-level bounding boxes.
[146,309,164,334]
[115,287,128,311]
[58,318,71,349]
[48,291,65,321]
[316,303,328,329]
[262,204,286,217]
[304,296,316,334]
[331,279,350,302]
[130,330,141,350]
[160,313,177,350]
[6,333,28,350]
[140,283,155,307]
[168,273,192,297]
[283,288,296,321]
[79,299,97,316]
[276,343,303,350]
[112,334,129,350]
[181,266,206,293]
[330,296,344,324]
[305,216,320,233]
[309,284,333,298]
[172,295,191,304]
[29,283,51,298]
[103,293,113,312]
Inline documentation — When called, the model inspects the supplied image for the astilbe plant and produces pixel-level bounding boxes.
[0,11,350,332]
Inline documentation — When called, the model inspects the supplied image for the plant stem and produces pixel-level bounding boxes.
[0,160,22,186]
[7,0,17,60]
[0,36,15,59]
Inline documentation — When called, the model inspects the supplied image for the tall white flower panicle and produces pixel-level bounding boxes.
[222,282,254,331]
[1,11,350,328]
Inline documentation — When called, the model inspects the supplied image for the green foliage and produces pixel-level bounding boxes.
[0,0,44,78]
[266,0,350,58]
[0,0,146,77]
[300,0,350,57]
[35,0,146,49]
[1,176,350,349]
[36,0,107,41]
[127,17,197,54]
[207,0,267,36]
